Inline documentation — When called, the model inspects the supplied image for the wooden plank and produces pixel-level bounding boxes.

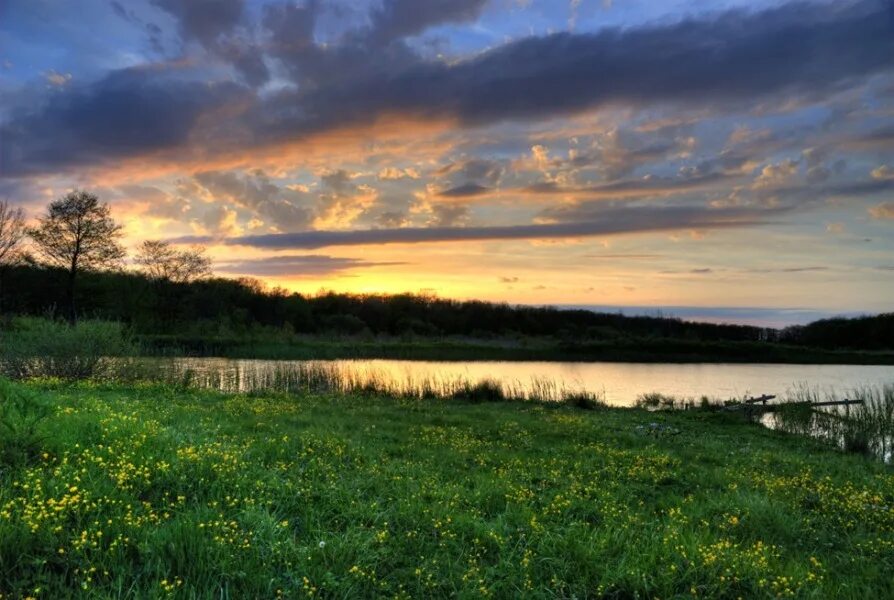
[743,394,776,405]
[808,399,863,408]
[722,398,863,413]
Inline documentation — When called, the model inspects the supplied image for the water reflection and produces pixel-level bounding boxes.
[159,358,894,407]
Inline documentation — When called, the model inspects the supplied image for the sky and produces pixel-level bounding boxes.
[1,0,893,327]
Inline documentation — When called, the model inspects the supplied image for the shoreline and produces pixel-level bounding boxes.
[139,335,894,365]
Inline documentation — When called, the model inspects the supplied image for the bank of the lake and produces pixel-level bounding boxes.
[1,380,892,598]
[153,357,894,407]
[139,334,894,365]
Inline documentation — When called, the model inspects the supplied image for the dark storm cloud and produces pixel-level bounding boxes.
[0,68,248,176]
[177,205,775,249]
[369,0,489,45]
[151,0,244,46]
[216,254,404,276]
[151,0,269,85]
[286,0,894,134]
[110,0,166,54]
[260,0,419,90]
[4,0,892,178]
[261,0,487,88]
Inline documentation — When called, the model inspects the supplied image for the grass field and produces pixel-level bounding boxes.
[1,380,893,598]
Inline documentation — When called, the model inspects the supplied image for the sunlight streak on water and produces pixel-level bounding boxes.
[163,358,894,406]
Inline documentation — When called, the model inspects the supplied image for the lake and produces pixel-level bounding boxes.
[161,358,894,406]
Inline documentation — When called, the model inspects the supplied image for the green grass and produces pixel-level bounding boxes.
[1,380,893,599]
[1,317,138,380]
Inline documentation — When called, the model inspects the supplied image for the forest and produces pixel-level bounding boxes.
[3,262,892,355]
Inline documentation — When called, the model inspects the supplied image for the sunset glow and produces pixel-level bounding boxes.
[2,0,893,325]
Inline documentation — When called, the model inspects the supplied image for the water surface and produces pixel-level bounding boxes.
[165,358,894,406]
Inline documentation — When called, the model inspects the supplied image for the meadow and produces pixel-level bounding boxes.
[1,378,893,598]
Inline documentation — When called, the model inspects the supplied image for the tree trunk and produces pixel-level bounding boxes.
[67,267,77,325]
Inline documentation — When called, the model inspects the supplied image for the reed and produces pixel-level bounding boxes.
[129,359,606,409]
[774,385,894,462]
[635,392,724,411]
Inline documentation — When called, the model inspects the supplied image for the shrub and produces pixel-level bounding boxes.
[0,317,138,380]
[562,391,606,410]
[635,392,678,409]
[0,379,50,468]
[450,379,506,403]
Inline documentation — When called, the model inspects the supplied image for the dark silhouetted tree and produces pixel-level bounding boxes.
[135,240,212,283]
[29,190,125,324]
[0,200,28,313]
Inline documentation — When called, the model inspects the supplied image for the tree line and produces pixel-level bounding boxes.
[1,191,891,350]
[0,191,210,324]
[3,261,775,343]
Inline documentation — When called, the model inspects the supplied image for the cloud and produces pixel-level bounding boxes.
[376,210,410,227]
[427,203,470,226]
[850,125,894,149]
[260,0,488,89]
[826,178,894,197]
[435,158,505,185]
[378,167,420,180]
[43,70,72,87]
[368,0,489,45]
[871,165,893,180]
[753,159,799,189]
[4,1,892,179]
[151,0,269,85]
[151,0,244,46]
[583,253,663,259]
[1,67,248,176]
[438,183,492,197]
[286,1,893,135]
[177,205,775,249]
[193,169,314,230]
[869,202,894,220]
[196,204,241,236]
[552,129,696,179]
[112,184,191,221]
[524,172,731,202]
[746,266,830,273]
[215,254,404,277]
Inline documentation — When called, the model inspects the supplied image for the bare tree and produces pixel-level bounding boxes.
[0,200,28,313]
[135,240,212,283]
[29,190,125,324]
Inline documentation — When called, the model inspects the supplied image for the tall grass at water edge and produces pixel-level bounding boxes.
[0,317,138,380]
[772,385,894,462]
[142,359,607,409]
[635,385,894,463]
[3,316,891,460]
